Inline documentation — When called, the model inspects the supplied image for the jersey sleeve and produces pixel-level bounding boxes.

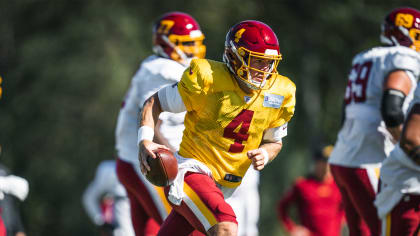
[263,123,288,142]
[384,50,420,79]
[158,83,187,113]
[177,60,208,112]
[270,79,296,128]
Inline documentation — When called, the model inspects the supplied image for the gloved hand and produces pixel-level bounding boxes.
[0,175,29,201]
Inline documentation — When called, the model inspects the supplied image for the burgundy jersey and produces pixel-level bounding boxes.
[277,175,344,236]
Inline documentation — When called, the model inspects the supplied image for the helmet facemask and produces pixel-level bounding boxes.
[154,32,206,66]
[225,41,282,90]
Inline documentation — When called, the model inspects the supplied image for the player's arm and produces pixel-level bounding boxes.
[400,103,420,165]
[277,184,311,236]
[138,84,186,174]
[277,185,298,232]
[154,119,176,152]
[247,123,287,171]
[381,70,413,141]
[248,80,296,170]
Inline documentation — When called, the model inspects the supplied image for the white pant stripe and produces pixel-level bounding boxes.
[183,194,212,231]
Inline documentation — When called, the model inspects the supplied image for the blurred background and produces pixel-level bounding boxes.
[1,0,419,235]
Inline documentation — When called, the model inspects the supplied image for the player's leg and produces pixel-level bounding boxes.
[330,164,372,236]
[339,187,370,236]
[164,172,238,236]
[116,158,167,224]
[345,167,381,236]
[157,210,196,236]
[381,194,420,236]
[126,190,150,235]
[144,218,160,236]
[226,186,259,236]
[245,186,260,236]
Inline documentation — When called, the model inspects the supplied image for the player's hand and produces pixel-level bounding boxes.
[247,148,267,171]
[290,225,310,236]
[138,140,169,175]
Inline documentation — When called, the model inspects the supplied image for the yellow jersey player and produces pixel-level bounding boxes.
[139,20,296,236]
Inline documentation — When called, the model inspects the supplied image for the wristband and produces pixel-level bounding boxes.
[137,126,154,146]
[260,148,269,165]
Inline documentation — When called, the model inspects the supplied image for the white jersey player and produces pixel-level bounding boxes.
[375,136,420,235]
[329,7,420,236]
[225,168,260,236]
[114,12,206,236]
[374,8,420,236]
[82,160,134,236]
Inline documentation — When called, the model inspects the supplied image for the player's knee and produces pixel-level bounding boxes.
[207,221,237,236]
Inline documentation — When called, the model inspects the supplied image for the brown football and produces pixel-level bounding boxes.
[145,148,178,187]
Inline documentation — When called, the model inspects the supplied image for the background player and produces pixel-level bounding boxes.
[225,168,260,236]
[277,145,344,236]
[0,147,29,236]
[82,160,134,236]
[138,20,295,236]
[114,12,206,236]
[374,7,420,236]
[329,6,420,236]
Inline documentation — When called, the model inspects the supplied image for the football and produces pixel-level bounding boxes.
[145,148,178,187]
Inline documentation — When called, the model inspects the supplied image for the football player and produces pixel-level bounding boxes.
[82,160,134,236]
[138,20,296,235]
[278,145,344,236]
[0,147,29,236]
[374,7,420,236]
[329,7,420,236]
[114,12,206,236]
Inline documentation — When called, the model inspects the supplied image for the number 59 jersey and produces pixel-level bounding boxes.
[329,46,420,167]
[177,59,296,188]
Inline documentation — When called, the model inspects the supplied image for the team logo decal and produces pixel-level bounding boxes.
[157,20,175,34]
[234,28,246,43]
[263,93,284,108]
[395,13,414,28]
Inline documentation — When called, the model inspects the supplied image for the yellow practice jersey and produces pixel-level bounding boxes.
[178,59,296,188]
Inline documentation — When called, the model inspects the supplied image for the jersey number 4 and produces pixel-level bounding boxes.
[223,109,254,153]
[344,60,373,104]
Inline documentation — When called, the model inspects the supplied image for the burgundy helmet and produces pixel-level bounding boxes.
[380,7,420,52]
[153,12,206,65]
[223,20,282,90]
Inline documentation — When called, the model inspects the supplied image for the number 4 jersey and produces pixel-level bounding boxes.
[177,59,296,188]
[329,46,420,168]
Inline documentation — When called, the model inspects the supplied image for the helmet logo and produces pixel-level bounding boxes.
[395,13,414,28]
[234,28,246,43]
[157,20,175,34]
